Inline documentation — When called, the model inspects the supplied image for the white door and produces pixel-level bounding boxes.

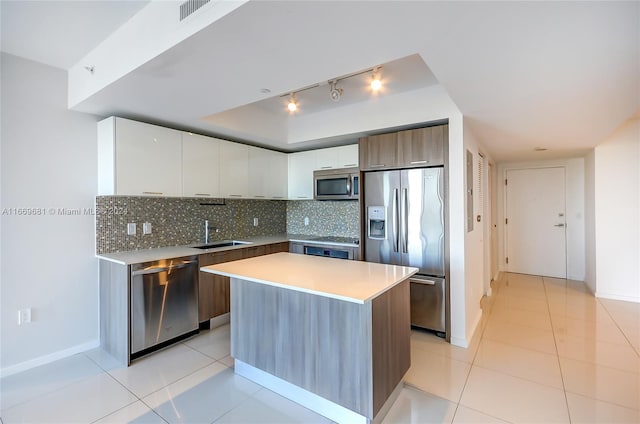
[506,167,567,278]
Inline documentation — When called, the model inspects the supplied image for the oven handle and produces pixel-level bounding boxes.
[410,277,436,286]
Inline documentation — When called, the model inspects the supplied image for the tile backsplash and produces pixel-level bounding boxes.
[286,200,360,238]
[96,196,286,254]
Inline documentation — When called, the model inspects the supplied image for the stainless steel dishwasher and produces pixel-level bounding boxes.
[130,256,199,358]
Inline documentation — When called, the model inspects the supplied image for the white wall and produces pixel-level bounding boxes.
[460,120,489,346]
[584,149,596,293]
[594,118,640,302]
[496,158,586,281]
[1,54,100,376]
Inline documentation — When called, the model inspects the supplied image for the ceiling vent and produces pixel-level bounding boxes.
[180,0,210,21]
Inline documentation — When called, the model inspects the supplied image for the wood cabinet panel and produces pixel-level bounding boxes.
[360,125,447,171]
[198,242,289,322]
[263,242,289,255]
[397,127,444,168]
[359,133,397,170]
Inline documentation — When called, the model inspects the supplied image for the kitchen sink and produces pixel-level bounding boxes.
[194,240,252,249]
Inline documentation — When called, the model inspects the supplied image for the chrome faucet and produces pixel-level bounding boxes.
[204,220,220,244]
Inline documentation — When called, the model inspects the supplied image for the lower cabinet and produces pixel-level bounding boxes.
[198,242,289,323]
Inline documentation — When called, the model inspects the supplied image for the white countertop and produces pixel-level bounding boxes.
[96,234,361,265]
[201,252,417,304]
[96,235,290,265]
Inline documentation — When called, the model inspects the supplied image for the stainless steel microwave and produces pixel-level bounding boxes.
[313,167,359,200]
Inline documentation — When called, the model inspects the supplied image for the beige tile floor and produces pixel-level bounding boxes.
[399,273,640,423]
[1,272,639,423]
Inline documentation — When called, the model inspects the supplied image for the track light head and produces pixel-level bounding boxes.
[329,81,343,102]
[371,67,382,91]
[287,93,297,112]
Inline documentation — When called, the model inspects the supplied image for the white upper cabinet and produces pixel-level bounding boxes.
[182,133,220,198]
[98,117,182,196]
[249,147,288,199]
[219,140,249,198]
[313,145,359,170]
[98,117,358,200]
[288,151,316,200]
[336,144,359,168]
[266,150,288,199]
[248,146,270,199]
[314,148,339,170]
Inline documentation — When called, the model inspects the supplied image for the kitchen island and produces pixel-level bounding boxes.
[201,252,417,424]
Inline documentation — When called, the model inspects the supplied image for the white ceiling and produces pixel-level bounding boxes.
[0,0,149,70]
[1,1,638,162]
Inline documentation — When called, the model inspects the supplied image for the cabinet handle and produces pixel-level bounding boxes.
[254,195,265,198]
[370,164,386,168]
[320,166,332,169]
[296,196,308,199]
[194,193,211,197]
[410,160,428,165]
[228,194,243,197]
[142,191,163,195]
[272,196,284,199]
[343,163,357,167]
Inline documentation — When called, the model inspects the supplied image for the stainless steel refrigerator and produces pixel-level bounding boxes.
[364,167,447,336]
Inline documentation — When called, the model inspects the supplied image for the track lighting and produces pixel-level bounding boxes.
[281,65,384,114]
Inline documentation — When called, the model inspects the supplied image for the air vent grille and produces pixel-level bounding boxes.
[180,0,210,21]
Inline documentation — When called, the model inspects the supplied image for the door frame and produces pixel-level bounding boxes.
[502,165,568,277]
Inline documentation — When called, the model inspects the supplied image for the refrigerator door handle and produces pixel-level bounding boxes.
[402,188,408,253]
[392,188,399,252]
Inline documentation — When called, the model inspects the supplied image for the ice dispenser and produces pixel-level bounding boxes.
[368,206,386,240]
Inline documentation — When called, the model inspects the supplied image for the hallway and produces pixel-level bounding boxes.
[397,272,640,422]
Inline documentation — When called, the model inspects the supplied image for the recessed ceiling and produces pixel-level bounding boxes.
[246,54,438,116]
[2,1,638,161]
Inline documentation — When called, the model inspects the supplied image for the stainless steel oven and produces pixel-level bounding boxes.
[313,167,359,200]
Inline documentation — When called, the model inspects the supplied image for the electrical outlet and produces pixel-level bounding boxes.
[18,308,31,325]
[127,223,136,235]
[304,217,309,226]
[253,217,259,227]
[143,222,152,235]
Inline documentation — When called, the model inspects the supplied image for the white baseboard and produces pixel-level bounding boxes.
[0,339,100,378]
[450,336,468,348]
[595,292,640,304]
[451,308,483,349]
[235,360,368,424]
[210,313,230,328]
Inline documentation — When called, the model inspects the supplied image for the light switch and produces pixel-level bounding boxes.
[143,222,152,235]
[304,217,309,226]
[127,223,137,235]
